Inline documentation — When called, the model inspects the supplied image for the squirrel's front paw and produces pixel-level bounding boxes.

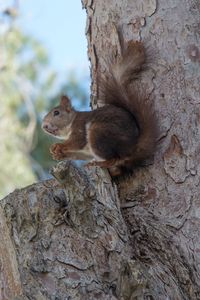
[50,143,66,160]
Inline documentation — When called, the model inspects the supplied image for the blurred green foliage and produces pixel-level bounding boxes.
[0,6,89,198]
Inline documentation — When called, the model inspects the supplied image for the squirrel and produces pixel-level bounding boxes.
[42,41,158,177]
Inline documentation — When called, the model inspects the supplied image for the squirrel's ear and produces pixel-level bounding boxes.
[60,95,72,112]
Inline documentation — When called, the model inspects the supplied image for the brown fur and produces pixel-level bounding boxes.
[99,41,158,171]
[42,41,158,177]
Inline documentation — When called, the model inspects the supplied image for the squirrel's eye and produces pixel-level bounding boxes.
[53,110,60,116]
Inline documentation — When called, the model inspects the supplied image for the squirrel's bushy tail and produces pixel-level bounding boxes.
[100,41,158,166]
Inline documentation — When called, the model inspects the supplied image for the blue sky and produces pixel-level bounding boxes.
[19,0,89,73]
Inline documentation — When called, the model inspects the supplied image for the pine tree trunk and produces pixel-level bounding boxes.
[1,0,200,299]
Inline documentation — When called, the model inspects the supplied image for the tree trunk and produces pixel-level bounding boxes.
[1,0,200,299]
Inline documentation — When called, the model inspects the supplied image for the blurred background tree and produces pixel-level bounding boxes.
[0,2,89,198]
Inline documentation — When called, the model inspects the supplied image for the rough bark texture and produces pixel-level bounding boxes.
[1,0,200,299]
[0,163,131,299]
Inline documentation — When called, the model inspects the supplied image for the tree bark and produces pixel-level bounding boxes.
[1,0,200,299]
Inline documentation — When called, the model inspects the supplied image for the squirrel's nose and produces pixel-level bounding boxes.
[42,124,48,130]
[42,122,49,131]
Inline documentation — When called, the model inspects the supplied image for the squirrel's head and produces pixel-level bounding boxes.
[42,95,76,139]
